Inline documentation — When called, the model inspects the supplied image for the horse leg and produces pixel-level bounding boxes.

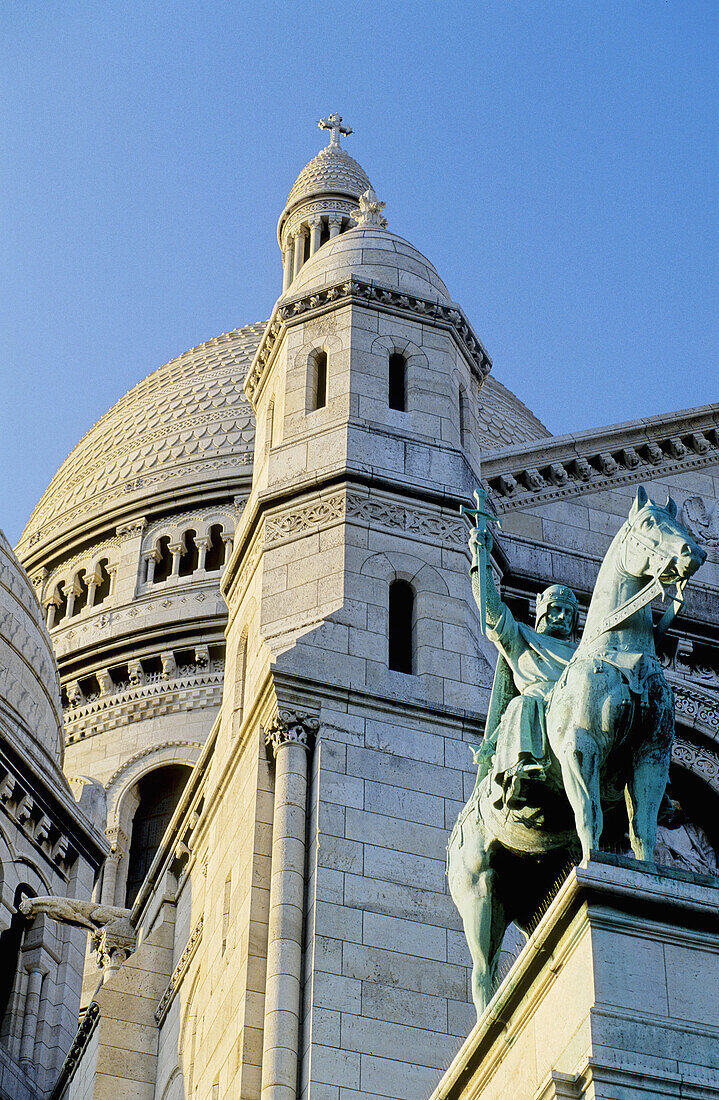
[626,684,674,861]
[456,864,507,1019]
[555,727,602,861]
[448,831,507,1019]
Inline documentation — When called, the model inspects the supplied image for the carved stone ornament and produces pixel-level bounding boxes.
[20,896,136,979]
[682,495,719,547]
[350,188,388,229]
[264,710,320,756]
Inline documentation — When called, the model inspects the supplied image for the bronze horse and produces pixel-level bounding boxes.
[447,487,706,1017]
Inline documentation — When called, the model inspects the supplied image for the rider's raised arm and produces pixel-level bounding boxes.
[469,528,504,630]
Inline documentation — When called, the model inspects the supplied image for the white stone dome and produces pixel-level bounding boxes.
[0,530,64,771]
[285,225,452,303]
[284,143,372,213]
[18,323,266,558]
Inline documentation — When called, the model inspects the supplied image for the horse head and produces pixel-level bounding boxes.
[621,485,706,587]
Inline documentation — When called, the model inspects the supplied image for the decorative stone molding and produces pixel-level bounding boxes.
[260,490,467,550]
[154,913,204,1025]
[246,278,491,403]
[116,518,147,540]
[682,495,719,547]
[0,760,77,876]
[63,666,223,744]
[481,411,719,513]
[264,711,320,756]
[672,734,719,793]
[672,682,719,738]
[50,1000,100,1100]
[104,741,203,794]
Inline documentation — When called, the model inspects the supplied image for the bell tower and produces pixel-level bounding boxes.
[203,123,498,1096]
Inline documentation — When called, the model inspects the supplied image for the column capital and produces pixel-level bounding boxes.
[264,710,319,756]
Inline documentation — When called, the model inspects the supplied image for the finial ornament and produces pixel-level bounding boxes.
[318,113,352,147]
[350,188,388,229]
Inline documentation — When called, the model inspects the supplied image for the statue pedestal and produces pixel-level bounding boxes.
[431,854,719,1100]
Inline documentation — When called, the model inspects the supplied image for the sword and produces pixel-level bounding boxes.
[460,487,501,636]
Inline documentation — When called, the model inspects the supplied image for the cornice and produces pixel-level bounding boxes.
[63,666,224,745]
[245,278,492,405]
[482,405,719,514]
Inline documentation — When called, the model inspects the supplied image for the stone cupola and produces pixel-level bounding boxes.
[277,113,372,292]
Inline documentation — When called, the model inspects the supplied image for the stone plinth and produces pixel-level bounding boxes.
[431,853,719,1100]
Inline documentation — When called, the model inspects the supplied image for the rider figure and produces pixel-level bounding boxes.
[469,526,579,810]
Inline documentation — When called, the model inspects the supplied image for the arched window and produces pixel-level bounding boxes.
[0,884,35,1040]
[204,525,225,572]
[72,569,88,615]
[232,631,248,739]
[388,579,414,674]
[93,558,113,604]
[125,764,192,907]
[179,530,199,577]
[389,353,406,411]
[53,583,68,626]
[310,350,327,411]
[153,538,173,584]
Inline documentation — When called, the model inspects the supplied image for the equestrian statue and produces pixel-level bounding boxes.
[447,485,706,1019]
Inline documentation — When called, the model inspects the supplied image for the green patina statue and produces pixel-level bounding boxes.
[448,486,706,1019]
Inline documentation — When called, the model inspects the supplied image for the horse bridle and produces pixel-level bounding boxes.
[582,516,687,648]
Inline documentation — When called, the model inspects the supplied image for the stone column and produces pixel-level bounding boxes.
[169,542,183,577]
[19,966,45,1066]
[292,228,307,280]
[220,531,234,569]
[308,217,322,257]
[282,241,294,291]
[142,550,157,585]
[196,536,211,572]
[328,214,342,239]
[261,710,319,1100]
[102,828,128,908]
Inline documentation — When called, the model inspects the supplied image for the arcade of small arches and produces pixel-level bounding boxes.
[42,557,114,628]
[142,521,233,586]
[281,209,355,293]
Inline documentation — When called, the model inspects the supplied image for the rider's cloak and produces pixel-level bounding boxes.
[476,607,576,804]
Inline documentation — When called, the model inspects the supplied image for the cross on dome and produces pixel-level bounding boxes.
[318,113,352,147]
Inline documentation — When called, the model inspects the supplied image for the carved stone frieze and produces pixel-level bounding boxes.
[672,734,719,792]
[63,667,223,744]
[260,491,467,550]
[264,710,320,755]
[482,414,719,514]
[672,682,719,737]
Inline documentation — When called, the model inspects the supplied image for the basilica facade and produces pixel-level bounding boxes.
[2,118,718,1099]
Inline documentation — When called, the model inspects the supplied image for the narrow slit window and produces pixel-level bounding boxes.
[388,580,414,673]
[312,351,327,410]
[389,353,406,411]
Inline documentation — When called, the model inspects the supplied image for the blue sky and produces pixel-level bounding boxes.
[2,1,717,544]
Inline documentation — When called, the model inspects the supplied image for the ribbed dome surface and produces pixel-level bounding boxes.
[284,144,372,212]
[287,226,452,303]
[0,530,63,769]
[18,323,266,554]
